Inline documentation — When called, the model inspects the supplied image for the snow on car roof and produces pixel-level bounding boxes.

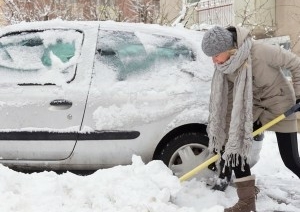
[1,19,197,34]
[0,19,99,35]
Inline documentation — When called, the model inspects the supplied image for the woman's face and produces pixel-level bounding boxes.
[212,51,231,64]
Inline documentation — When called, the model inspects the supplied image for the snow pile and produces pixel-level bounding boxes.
[0,133,299,212]
[0,155,193,212]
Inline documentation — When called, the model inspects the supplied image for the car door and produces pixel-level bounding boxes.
[79,26,197,166]
[0,27,96,160]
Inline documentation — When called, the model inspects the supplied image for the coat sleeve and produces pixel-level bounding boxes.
[258,43,300,98]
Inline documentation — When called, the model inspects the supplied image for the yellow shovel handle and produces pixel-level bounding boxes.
[179,154,220,182]
[179,107,296,183]
[252,114,285,137]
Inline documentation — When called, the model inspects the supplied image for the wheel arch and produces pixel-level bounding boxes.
[152,123,208,160]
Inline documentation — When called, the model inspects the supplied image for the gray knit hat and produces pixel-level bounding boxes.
[201,26,234,57]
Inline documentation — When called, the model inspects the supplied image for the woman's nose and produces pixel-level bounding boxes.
[212,57,218,64]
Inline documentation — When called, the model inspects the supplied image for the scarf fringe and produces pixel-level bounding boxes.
[222,139,252,171]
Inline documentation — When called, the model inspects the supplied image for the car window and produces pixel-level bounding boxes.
[0,30,83,85]
[96,30,195,80]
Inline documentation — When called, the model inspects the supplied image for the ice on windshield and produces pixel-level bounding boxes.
[0,30,83,85]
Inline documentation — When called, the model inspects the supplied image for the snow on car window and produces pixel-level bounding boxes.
[90,29,210,130]
[0,30,83,85]
[96,30,194,81]
[135,31,194,61]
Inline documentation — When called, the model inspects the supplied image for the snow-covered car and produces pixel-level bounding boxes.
[0,20,262,178]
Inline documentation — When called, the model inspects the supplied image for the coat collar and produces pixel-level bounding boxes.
[235,26,252,48]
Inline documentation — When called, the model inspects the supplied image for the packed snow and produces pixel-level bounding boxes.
[90,23,212,131]
[0,132,299,212]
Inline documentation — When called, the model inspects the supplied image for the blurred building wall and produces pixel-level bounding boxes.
[276,0,300,56]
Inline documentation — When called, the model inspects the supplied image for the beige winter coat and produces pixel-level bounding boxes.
[226,27,300,133]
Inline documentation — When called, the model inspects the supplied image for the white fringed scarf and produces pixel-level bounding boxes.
[207,37,253,169]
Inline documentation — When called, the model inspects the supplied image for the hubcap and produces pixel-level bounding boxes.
[168,143,217,182]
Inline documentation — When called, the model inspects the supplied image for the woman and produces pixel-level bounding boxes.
[201,25,300,212]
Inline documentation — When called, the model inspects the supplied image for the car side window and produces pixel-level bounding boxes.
[96,30,195,81]
[0,30,83,85]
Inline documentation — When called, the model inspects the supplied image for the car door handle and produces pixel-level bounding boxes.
[49,99,72,110]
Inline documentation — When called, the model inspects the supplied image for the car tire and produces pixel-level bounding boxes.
[157,132,217,182]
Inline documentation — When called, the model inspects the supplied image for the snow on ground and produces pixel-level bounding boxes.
[0,132,299,212]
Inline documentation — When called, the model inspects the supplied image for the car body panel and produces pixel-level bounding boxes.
[0,21,99,160]
[77,23,210,167]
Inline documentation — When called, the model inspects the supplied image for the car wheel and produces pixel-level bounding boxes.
[157,132,217,183]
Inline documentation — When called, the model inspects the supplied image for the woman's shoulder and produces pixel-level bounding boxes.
[252,40,278,54]
[251,40,283,61]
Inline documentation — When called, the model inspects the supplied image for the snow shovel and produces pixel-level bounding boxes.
[179,102,300,182]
